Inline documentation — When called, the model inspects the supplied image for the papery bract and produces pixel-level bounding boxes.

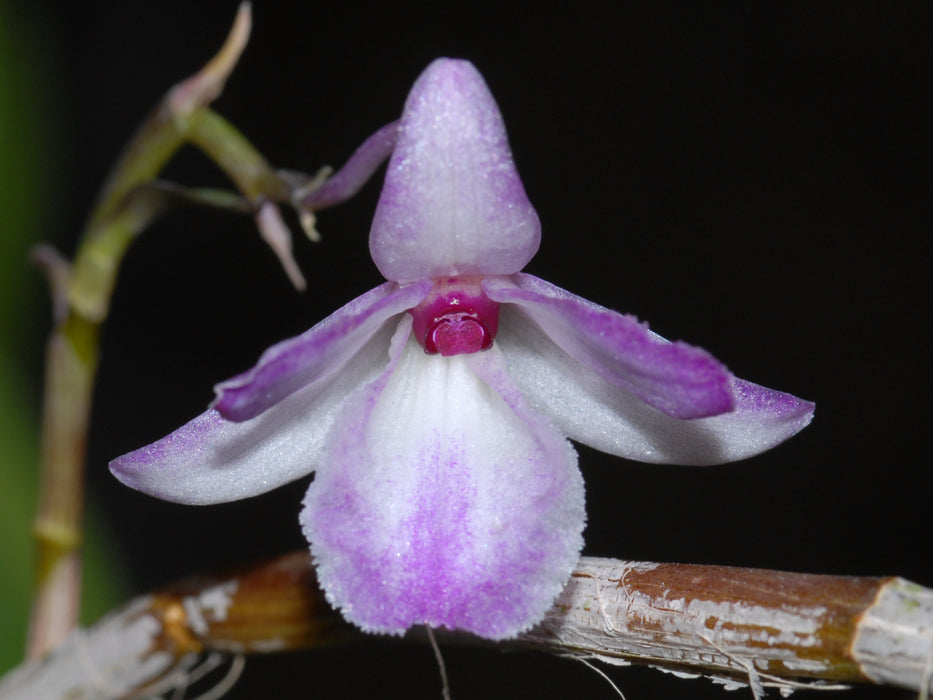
[111,58,814,640]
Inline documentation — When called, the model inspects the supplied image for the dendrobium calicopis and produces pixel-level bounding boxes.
[111,59,813,640]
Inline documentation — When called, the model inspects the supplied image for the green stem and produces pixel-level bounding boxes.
[28,315,98,658]
[25,4,318,659]
[187,109,290,202]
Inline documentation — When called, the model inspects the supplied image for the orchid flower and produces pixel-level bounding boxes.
[110,59,813,640]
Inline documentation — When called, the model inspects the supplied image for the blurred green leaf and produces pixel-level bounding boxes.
[0,3,126,672]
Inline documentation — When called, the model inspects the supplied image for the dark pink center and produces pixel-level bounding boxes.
[409,277,500,357]
[425,313,493,355]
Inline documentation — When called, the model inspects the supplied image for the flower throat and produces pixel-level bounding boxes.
[409,277,500,356]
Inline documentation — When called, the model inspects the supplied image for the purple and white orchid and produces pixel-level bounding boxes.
[110,59,813,640]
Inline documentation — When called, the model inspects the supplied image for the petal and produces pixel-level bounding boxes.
[215,280,431,421]
[370,58,541,283]
[494,300,814,465]
[302,335,584,639]
[110,314,414,505]
[302,120,400,210]
[255,201,307,291]
[484,274,735,419]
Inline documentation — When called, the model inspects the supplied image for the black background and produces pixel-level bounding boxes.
[13,1,932,698]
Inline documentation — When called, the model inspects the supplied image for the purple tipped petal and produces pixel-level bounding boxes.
[494,299,814,465]
[302,120,400,210]
[370,59,541,283]
[109,315,407,503]
[110,408,325,504]
[215,280,431,421]
[110,286,427,504]
[484,274,735,419]
[302,333,584,639]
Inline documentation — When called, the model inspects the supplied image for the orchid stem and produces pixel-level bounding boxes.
[7,553,932,699]
[28,314,97,661]
[26,3,322,660]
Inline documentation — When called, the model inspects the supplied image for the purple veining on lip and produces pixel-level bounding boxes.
[302,327,583,638]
